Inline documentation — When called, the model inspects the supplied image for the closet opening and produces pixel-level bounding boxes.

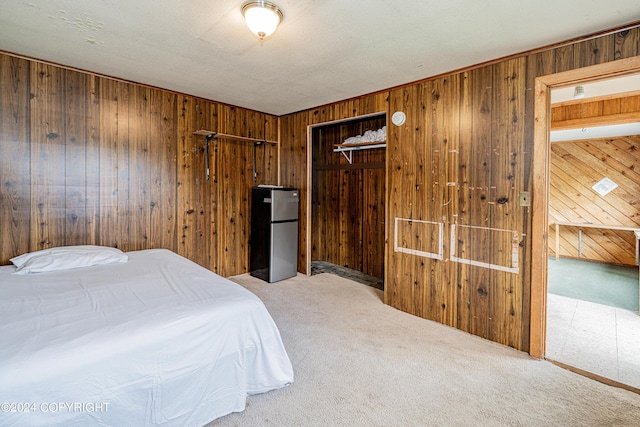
[308,112,387,289]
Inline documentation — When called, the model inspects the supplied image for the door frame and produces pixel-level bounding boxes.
[530,55,640,358]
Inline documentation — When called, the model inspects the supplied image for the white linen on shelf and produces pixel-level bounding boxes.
[342,125,386,144]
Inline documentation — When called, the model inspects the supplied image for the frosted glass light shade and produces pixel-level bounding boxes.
[242,1,283,40]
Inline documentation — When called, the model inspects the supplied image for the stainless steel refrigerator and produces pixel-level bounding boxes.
[250,186,299,282]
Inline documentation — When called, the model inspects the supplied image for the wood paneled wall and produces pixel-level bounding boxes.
[549,136,640,265]
[0,53,278,276]
[279,26,640,352]
[311,116,386,278]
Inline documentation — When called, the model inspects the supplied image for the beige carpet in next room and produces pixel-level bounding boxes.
[207,273,640,427]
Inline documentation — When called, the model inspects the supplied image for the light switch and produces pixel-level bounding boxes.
[519,191,531,207]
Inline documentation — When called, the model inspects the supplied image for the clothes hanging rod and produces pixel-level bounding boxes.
[193,130,278,145]
[193,130,274,181]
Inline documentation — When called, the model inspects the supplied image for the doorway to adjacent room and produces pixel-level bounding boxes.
[531,56,640,392]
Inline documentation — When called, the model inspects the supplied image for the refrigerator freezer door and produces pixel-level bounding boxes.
[269,221,298,282]
[270,190,299,222]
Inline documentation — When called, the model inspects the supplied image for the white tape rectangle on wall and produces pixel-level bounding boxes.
[394,218,444,260]
[450,224,520,274]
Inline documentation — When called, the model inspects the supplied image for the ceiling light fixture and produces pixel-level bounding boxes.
[242,1,283,41]
[573,85,585,99]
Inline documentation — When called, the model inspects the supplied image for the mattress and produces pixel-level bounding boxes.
[0,249,293,426]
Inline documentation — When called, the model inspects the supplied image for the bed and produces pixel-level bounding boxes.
[0,247,293,426]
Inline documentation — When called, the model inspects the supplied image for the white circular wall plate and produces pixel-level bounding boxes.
[391,111,406,126]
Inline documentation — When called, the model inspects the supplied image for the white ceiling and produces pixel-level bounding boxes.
[1,1,639,115]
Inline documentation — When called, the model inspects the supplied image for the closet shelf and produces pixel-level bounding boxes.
[194,130,278,145]
[333,141,386,164]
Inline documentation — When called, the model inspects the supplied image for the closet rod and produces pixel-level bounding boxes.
[193,130,275,182]
[193,130,278,145]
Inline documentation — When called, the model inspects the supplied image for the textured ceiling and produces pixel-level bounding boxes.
[1,1,639,115]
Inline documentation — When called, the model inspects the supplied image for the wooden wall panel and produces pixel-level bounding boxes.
[549,136,640,265]
[279,111,308,272]
[151,90,178,252]
[421,80,437,322]
[574,34,615,68]
[385,87,409,312]
[85,75,101,246]
[554,44,575,73]
[202,101,220,272]
[441,74,461,328]
[0,52,278,276]
[115,82,131,252]
[456,66,493,340]
[63,69,88,246]
[488,58,527,349]
[30,62,66,251]
[129,85,151,252]
[0,55,30,260]
[615,27,639,59]
[178,97,217,270]
[216,105,258,277]
[280,24,640,353]
[362,166,385,279]
[257,115,279,185]
[456,70,476,336]
[97,78,119,249]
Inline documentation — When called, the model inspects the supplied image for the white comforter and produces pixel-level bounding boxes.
[0,249,293,426]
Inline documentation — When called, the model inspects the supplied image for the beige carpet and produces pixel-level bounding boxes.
[207,272,640,426]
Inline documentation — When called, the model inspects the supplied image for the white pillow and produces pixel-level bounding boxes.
[10,245,128,275]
